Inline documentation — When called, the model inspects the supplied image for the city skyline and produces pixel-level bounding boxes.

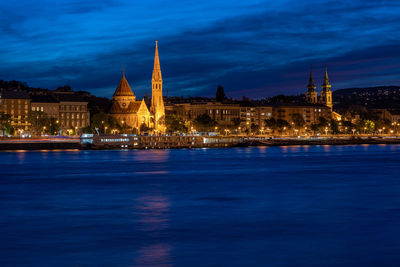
[1,0,400,99]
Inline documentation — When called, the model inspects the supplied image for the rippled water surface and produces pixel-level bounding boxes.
[1,145,400,266]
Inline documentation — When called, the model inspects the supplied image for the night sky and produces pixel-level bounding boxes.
[1,0,399,99]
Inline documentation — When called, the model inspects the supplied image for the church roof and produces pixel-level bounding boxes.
[113,73,135,97]
[110,100,142,114]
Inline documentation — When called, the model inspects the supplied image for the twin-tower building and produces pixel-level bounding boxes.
[305,65,333,110]
[110,41,165,133]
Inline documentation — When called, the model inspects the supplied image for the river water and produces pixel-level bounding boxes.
[1,145,400,266]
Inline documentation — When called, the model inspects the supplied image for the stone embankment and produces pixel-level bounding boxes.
[1,135,400,150]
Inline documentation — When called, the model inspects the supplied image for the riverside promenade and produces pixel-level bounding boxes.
[1,135,400,150]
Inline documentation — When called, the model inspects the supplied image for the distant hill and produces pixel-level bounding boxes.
[334,86,400,96]
[333,86,400,110]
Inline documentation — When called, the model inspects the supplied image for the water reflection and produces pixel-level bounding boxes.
[134,194,170,232]
[16,150,26,164]
[133,243,173,267]
[132,150,170,163]
[322,145,331,152]
[257,146,267,154]
[133,193,172,266]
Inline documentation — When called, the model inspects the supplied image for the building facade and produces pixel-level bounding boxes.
[0,91,31,131]
[240,106,273,128]
[30,94,60,119]
[167,102,241,128]
[272,104,331,125]
[55,92,90,133]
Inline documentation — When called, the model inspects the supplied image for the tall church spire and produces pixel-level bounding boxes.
[305,65,318,104]
[320,64,332,109]
[152,40,162,82]
[151,40,165,133]
[323,64,330,87]
[307,65,316,92]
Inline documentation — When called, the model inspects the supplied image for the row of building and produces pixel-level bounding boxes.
[0,90,90,134]
[166,101,333,130]
[165,67,337,130]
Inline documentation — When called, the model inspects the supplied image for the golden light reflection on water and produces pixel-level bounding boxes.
[135,171,169,175]
[257,146,267,154]
[134,194,170,232]
[133,193,172,266]
[133,243,172,267]
[16,150,26,163]
[322,145,331,152]
[131,150,170,163]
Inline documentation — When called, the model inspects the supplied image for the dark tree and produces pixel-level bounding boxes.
[276,119,291,133]
[250,123,259,134]
[264,118,277,133]
[216,85,227,102]
[330,119,339,134]
[28,111,61,136]
[165,114,187,133]
[193,114,217,132]
[140,123,150,133]
[90,112,122,134]
[291,113,305,129]
[0,112,14,135]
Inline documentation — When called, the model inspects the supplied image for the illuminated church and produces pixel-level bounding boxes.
[110,41,165,133]
[305,65,332,110]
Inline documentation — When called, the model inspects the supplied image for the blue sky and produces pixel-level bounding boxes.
[1,0,400,98]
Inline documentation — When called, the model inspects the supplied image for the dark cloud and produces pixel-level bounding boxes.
[0,0,399,98]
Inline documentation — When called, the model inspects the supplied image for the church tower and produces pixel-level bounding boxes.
[112,68,136,109]
[319,65,332,110]
[151,40,165,133]
[305,66,318,104]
